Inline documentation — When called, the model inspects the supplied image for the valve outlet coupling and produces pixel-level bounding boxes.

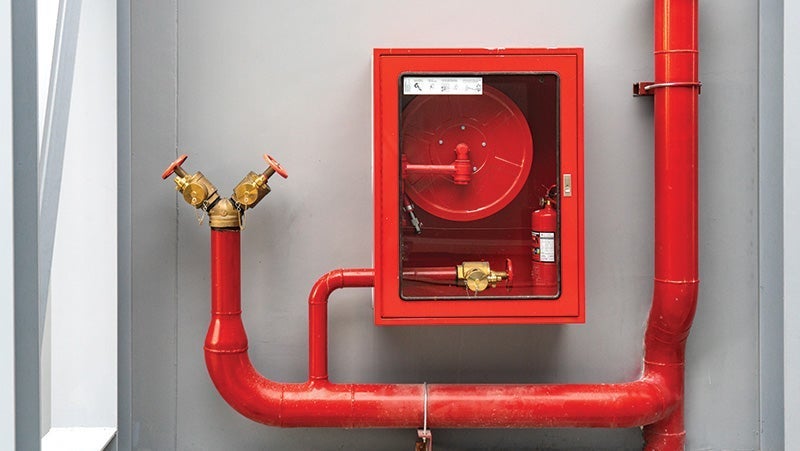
[456,261,510,293]
[178,172,217,207]
[232,172,270,209]
[231,153,288,210]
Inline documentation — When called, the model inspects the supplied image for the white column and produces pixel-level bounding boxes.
[49,0,117,430]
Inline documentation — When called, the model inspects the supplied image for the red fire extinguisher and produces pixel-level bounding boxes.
[531,196,558,296]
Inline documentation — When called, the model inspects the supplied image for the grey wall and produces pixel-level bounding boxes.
[0,0,16,446]
[785,0,799,448]
[760,0,784,448]
[130,1,761,449]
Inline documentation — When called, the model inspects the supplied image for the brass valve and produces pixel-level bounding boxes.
[231,153,289,209]
[162,153,288,230]
[161,154,220,208]
[456,261,511,293]
[232,172,270,208]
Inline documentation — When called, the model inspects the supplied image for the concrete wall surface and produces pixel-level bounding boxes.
[130,1,760,449]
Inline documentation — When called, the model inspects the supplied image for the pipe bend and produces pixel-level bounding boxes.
[648,279,699,339]
[308,269,344,305]
[204,350,287,426]
[309,268,375,306]
[644,279,699,366]
[205,346,426,427]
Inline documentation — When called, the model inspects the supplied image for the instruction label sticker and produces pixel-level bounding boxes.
[403,77,483,95]
[539,232,555,262]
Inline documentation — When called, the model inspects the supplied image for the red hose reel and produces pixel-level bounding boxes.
[401,85,533,222]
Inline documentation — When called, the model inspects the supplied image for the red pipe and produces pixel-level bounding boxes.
[308,268,374,380]
[641,0,700,447]
[404,163,458,176]
[402,143,473,185]
[206,230,676,428]
[202,0,698,447]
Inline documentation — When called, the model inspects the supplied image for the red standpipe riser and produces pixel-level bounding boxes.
[202,0,698,446]
[641,0,700,448]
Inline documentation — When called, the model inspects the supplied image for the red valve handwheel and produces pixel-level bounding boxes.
[505,258,514,289]
[161,154,188,180]
[263,154,288,179]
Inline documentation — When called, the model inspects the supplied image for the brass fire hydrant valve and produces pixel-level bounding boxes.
[231,154,288,210]
[161,154,220,208]
[456,259,513,293]
[161,153,287,229]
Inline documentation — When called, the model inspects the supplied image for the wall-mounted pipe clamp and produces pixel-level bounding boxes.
[162,153,287,230]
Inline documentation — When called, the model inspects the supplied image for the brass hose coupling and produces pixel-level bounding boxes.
[456,259,513,293]
[162,153,288,229]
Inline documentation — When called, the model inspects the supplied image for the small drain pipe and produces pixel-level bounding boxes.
[174,0,699,448]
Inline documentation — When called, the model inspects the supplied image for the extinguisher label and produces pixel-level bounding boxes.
[539,232,555,262]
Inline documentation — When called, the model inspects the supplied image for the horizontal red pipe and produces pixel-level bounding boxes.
[205,230,678,428]
[403,143,473,184]
[404,163,457,176]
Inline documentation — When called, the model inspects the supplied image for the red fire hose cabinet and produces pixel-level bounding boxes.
[373,48,584,325]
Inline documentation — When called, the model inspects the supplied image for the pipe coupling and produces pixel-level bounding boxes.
[208,198,242,229]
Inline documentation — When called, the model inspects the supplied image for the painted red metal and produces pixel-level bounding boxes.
[206,230,675,429]
[401,84,533,222]
[161,153,188,179]
[402,142,473,185]
[263,153,288,179]
[374,48,584,324]
[202,0,698,447]
[531,201,558,296]
[641,0,700,447]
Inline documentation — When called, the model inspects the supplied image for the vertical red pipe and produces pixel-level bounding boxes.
[308,268,374,380]
[642,0,700,448]
[208,229,247,353]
